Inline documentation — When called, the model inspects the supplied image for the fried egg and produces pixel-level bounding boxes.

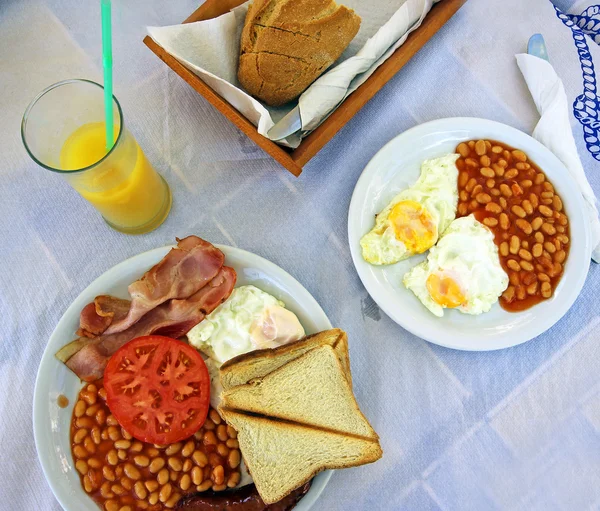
[187,285,305,365]
[403,215,509,317]
[360,154,460,265]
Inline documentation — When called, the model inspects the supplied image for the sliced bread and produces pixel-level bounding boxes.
[219,328,351,391]
[221,344,376,439]
[220,409,382,504]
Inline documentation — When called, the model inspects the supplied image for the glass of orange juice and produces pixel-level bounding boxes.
[21,79,171,234]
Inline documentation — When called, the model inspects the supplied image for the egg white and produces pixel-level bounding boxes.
[360,153,460,265]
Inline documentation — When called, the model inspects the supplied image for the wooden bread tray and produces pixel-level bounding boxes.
[144,0,467,176]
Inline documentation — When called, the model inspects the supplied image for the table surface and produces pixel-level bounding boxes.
[1,0,599,510]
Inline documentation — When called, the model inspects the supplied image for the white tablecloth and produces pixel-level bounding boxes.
[1,0,599,509]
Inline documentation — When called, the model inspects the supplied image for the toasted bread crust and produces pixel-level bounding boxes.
[238,0,361,106]
[219,328,352,390]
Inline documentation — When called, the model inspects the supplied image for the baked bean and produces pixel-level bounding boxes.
[120,477,133,491]
[531,217,543,231]
[227,472,241,488]
[133,481,147,500]
[191,466,203,486]
[480,155,491,167]
[476,193,491,204]
[519,249,532,261]
[168,457,183,472]
[81,391,97,406]
[157,468,170,485]
[212,466,225,485]
[105,500,119,511]
[555,250,566,263]
[520,180,532,188]
[119,506,132,511]
[541,282,552,298]
[509,236,520,254]
[98,387,107,400]
[503,150,512,161]
[203,420,216,431]
[543,241,556,254]
[484,202,501,214]
[516,162,529,171]
[499,197,508,209]
[516,219,532,235]
[493,163,505,177]
[541,223,556,236]
[91,427,102,445]
[193,450,208,467]
[149,457,165,473]
[129,441,143,453]
[88,458,102,469]
[483,217,498,227]
[179,473,192,491]
[100,481,114,499]
[75,400,87,418]
[106,415,119,427]
[459,190,469,202]
[73,445,88,459]
[475,140,487,155]
[516,286,526,300]
[458,203,468,216]
[465,178,477,193]
[114,440,131,450]
[527,282,538,295]
[480,167,495,178]
[74,428,88,444]
[522,272,536,286]
[522,240,529,249]
[76,459,88,474]
[491,145,503,154]
[208,453,222,468]
[216,444,230,457]
[457,143,469,157]
[490,188,501,197]
[486,179,496,189]
[76,417,95,429]
[509,272,520,286]
[203,431,217,446]
[532,243,543,258]
[500,242,509,257]
[498,158,508,168]
[522,200,533,215]
[538,273,550,283]
[122,463,140,481]
[111,484,126,496]
[511,205,526,219]
[553,196,563,211]
[499,184,512,197]
[95,409,106,426]
[512,150,527,162]
[520,260,534,272]
[228,450,241,469]
[466,157,479,168]
[471,184,483,197]
[165,442,182,456]
[117,449,127,461]
[505,168,519,179]
[529,193,539,209]
[159,482,173,503]
[148,492,159,505]
[539,205,553,218]
[165,493,182,509]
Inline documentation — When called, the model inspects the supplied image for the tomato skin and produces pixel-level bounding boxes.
[104,335,210,445]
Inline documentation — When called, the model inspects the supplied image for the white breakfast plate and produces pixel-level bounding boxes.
[33,244,333,510]
[348,117,591,351]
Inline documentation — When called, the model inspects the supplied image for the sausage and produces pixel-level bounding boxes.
[176,482,312,511]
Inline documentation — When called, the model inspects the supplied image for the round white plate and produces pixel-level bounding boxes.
[348,117,591,351]
[34,245,332,510]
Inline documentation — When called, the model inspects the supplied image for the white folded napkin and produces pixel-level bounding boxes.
[516,53,600,263]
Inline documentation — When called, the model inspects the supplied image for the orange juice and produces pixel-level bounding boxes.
[59,122,171,234]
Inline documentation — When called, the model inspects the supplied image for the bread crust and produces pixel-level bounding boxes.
[238,0,361,106]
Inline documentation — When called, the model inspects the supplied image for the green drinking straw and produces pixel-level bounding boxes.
[101,0,114,151]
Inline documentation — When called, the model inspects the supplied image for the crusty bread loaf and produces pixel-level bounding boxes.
[219,328,352,391]
[238,0,361,106]
[221,410,382,505]
[221,345,376,439]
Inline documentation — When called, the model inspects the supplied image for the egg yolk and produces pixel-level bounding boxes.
[388,200,436,253]
[426,273,466,308]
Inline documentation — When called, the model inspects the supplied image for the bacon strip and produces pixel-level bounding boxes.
[77,296,131,338]
[62,267,236,382]
[101,236,225,335]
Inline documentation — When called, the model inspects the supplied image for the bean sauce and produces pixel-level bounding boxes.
[70,380,242,511]
[455,139,570,312]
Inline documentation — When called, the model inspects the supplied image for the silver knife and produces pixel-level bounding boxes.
[527,33,550,61]
[268,105,302,141]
